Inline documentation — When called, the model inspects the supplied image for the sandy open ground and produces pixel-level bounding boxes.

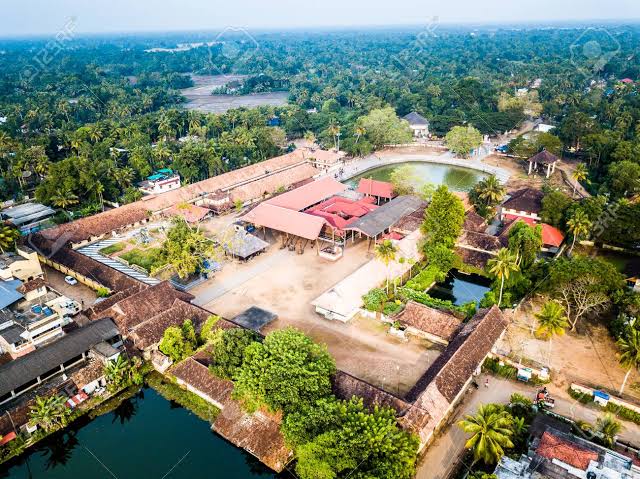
[180,74,288,113]
[192,220,442,395]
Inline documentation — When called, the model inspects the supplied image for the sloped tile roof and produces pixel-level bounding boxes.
[501,188,544,214]
[536,432,599,470]
[357,178,395,199]
[406,306,507,403]
[395,301,462,342]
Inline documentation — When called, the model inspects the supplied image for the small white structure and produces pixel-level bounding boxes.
[534,123,556,133]
[527,150,559,178]
[138,169,181,195]
[402,112,430,138]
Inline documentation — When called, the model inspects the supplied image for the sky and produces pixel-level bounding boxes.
[4,0,640,36]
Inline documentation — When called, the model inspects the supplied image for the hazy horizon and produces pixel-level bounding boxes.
[4,0,640,37]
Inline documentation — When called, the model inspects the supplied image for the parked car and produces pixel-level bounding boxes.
[64,275,78,285]
[495,144,509,153]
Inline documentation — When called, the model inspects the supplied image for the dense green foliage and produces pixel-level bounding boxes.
[158,319,199,362]
[283,397,419,479]
[209,328,259,380]
[232,328,336,413]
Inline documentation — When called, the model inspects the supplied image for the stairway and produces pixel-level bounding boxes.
[78,238,161,286]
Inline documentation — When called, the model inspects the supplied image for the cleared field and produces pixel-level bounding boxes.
[181,74,288,113]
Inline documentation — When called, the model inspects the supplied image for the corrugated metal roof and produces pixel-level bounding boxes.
[345,195,425,237]
[0,279,24,309]
[0,318,119,397]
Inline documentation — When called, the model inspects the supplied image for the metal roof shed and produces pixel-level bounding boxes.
[231,306,278,332]
[345,195,425,238]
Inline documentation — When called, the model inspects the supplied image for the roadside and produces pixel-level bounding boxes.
[416,374,640,479]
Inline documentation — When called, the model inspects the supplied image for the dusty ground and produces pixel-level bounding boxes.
[499,299,640,401]
[44,265,97,309]
[180,75,288,113]
[192,229,441,395]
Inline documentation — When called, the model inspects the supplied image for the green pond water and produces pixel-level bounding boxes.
[0,387,278,479]
[345,161,487,192]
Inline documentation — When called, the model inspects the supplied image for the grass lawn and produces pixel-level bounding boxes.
[120,247,165,272]
[99,242,126,255]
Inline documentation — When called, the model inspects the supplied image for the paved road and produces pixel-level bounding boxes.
[192,248,289,306]
[416,374,640,479]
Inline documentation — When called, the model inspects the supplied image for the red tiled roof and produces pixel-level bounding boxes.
[503,214,536,225]
[242,203,326,240]
[396,301,462,341]
[357,178,395,199]
[163,203,211,223]
[537,432,599,470]
[17,277,45,294]
[541,223,565,247]
[266,177,347,211]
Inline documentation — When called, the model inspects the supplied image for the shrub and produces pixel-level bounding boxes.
[605,403,640,425]
[568,388,594,404]
[482,357,517,380]
[397,287,468,316]
[147,372,219,422]
[362,288,388,312]
[404,266,442,291]
[96,287,110,298]
[99,242,125,255]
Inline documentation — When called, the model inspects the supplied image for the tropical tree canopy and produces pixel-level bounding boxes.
[458,404,514,465]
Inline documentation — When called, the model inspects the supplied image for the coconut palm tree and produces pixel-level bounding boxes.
[535,301,569,363]
[303,131,316,146]
[50,188,79,210]
[29,395,70,432]
[617,325,640,395]
[596,414,622,447]
[477,175,506,206]
[488,248,520,307]
[375,239,398,293]
[0,225,20,253]
[567,209,592,254]
[458,404,514,465]
[572,163,588,198]
[354,125,366,144]
[328,121,340,150]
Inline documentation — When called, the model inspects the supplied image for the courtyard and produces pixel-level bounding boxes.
[192,220,443,395]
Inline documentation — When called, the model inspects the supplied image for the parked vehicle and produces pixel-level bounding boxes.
[64,275,78,285]
[536,388,555,408]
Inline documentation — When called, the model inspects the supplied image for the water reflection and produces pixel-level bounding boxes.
[428,271,492,306]
[346,161,487,192]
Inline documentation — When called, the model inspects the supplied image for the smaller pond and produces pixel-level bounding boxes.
[345,161,487,192]
[428,270,492,306]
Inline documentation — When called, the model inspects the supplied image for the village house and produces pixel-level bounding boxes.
[138,169,181,195]
[403,111,430,138]
[0,318,122,406]
[1,202,56,235]
[499,188,545,222]
[393,301,463,345]
[494,415,640,479]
